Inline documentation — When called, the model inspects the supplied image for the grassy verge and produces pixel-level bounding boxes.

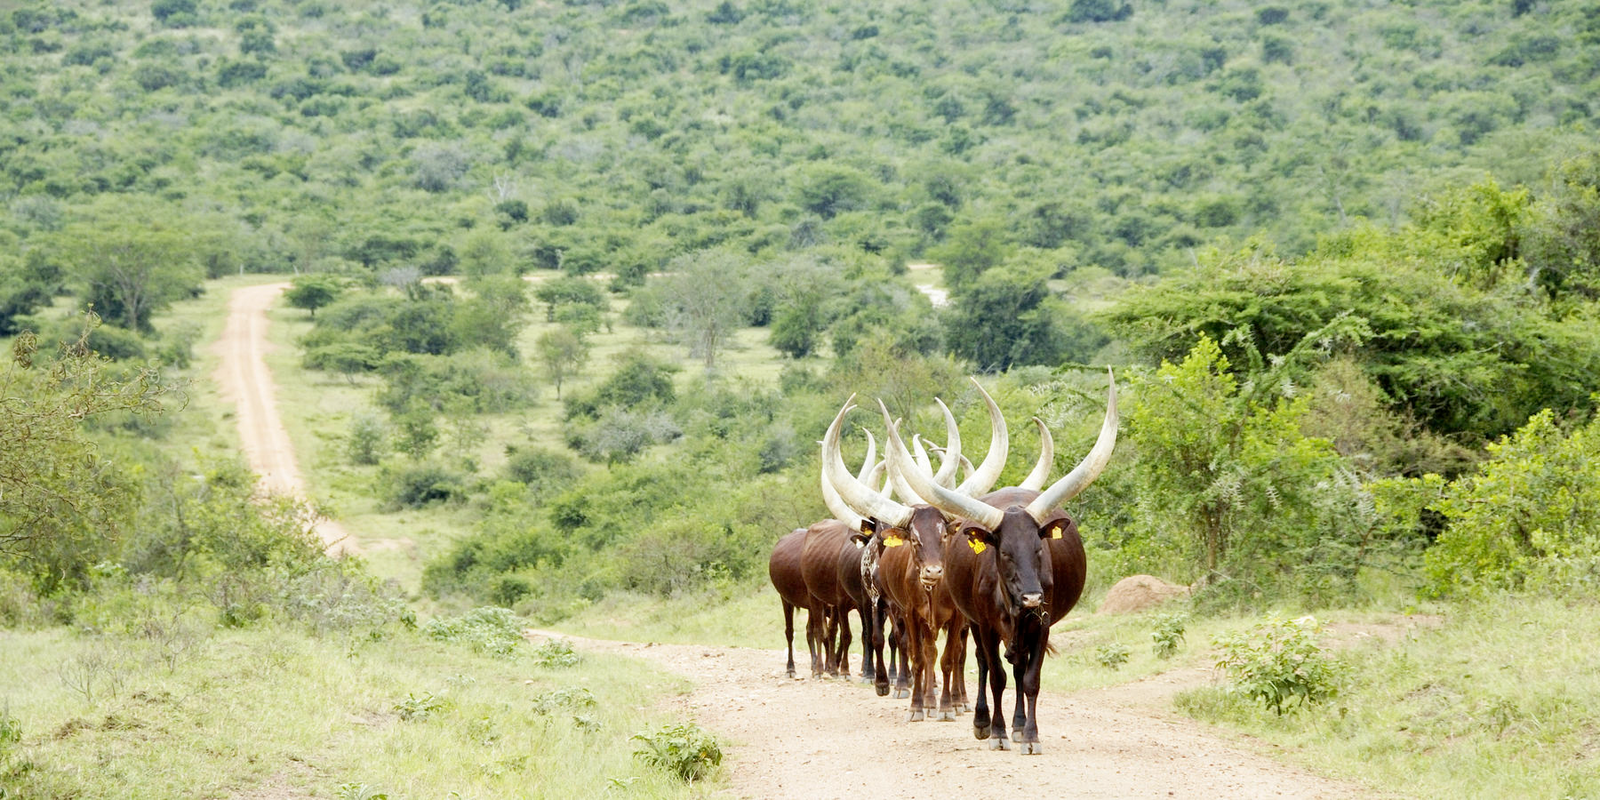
[1174,594,1600,799]
[0,623,706,799]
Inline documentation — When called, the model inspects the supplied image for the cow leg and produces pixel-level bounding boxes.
[944,620,969,716]
[980,626,1009,749]
[937,624,957,721]
[1010,653,1027,739]
[889,612,911,699]
[905,616,927,722]
[806,605,826,678]
[783,599,796,678]
[872,599,890,696]
[834,605,853,678]
[919,618,940,721]
[1018,624,1048,756]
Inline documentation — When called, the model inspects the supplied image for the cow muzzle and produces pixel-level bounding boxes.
[1020,592,1043,609]
[919,565,944,587]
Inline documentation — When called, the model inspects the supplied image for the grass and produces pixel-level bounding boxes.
[0,622,705,799]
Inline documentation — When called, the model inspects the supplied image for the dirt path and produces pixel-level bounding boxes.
[528,630,1364,800]
[212,282,355,555]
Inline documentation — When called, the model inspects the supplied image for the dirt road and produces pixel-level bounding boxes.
[530,631,1363,800]
[212,282,355,554]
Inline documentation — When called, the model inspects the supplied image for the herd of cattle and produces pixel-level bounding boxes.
[768,373,1117,755]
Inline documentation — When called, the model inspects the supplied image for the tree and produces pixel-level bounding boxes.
[537,326,590,398]
[942,262,1062,371]
[663,250,750,371]
[533,276,607,322]
[1,320,172,590]
[933,217,1011,293]
[58,214,201,334]
[284,275,343,318]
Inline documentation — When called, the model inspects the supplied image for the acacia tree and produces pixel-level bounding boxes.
[536,325,590,398]
[1,319,171,589]
[285,275,343,318]
[663,249,750,371]
[58,214,201,333]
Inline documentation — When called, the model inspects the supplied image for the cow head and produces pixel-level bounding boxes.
[896,371,1118,616]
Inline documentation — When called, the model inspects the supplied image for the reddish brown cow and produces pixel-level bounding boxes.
[767,527,819,678]
[895,372,1116,754]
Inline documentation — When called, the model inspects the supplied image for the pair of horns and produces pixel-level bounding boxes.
[885,371,1118,530]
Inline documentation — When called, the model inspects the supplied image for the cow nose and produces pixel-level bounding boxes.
[1021,592,1043,608]
[920,565,943,585]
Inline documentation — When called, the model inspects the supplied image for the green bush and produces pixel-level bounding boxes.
[632,722,722,782]
[1151,613,1188,658]
[532,638,580,668]
[381,462,466,509]
[424,607,523,657]
[1095,642,1131,669]
[1213,615,1344,715]
[347,412,387,465]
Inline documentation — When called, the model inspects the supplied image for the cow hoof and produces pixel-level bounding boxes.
[939,711,956,722]
[973,726,990,741]
[1021,741,1043,756]
[875,685,890,697]
[907,710,925,722]
[962,703,973,714]
[990,737,1011,751]
[894,689,910,700]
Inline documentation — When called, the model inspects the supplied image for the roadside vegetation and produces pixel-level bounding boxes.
[4,0,1600,797]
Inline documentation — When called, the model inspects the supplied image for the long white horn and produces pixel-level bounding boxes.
[825,398,913,528]
[954,377,1008,496]
[1025,369,1118,522]
[912,434,936,478]
[820,444,866,530]
[1019,417,1055,492]
[856,428,878,483]
[881,400,1003,530]
[932,398,961,488]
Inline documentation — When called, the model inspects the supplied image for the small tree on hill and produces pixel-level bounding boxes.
[285,275,343,318]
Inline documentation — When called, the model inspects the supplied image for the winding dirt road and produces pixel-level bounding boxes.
[531,631,1363,799]
[212,280,1363,798]
[213,282,354,554]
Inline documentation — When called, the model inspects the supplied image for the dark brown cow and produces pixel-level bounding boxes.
[893,371,1117,754]
[823,383,1008,721]
[767,527,819,678]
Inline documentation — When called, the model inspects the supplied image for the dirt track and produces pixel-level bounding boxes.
[530,631,1363,800]
[212,282,354,554]
[212,281,1361,798]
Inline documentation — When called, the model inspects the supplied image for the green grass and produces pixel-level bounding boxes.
[0,623,706,799]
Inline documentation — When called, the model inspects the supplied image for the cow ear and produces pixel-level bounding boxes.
[859,519,877,536]
[849,532,870,548]
[1040,519,1067,540]
[961,524,993,555]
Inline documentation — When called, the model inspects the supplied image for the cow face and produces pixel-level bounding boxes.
[962,507,1060,617]
[902,506,949,588]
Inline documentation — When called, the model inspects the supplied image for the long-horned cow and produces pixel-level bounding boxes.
[891,371,1117,754]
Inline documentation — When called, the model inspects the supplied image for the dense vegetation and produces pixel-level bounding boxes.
[4,0,1600,796]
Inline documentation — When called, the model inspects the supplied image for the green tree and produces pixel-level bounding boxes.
[0,321,172,590]
[533,276,608,322]
[933,217,1010,293]
[663,250,750,371]
[284,275,343,318]
[537,326,590,399]
[57,214,201,334]
[942,262,1062,371]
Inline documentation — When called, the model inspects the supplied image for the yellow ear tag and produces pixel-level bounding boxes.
[968,539,987,554]
[883,535,905,548]
[1051,528,1063,540]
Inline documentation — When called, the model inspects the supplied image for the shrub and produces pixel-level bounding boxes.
[1095,642,1131,669]
[424,607,523,657]
[1151,613,1188,658]
[381,462,465,509]
[393,692,448,722]
[632,722,722,782]
[502,447,582,500]
[532,638,580,668]
[1213,615,1344,715]
[347,412,386,465]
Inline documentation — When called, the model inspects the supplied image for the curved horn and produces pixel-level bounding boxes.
[930,444,977,482]
[912,434,937,478]
[889,421,927,504]
[932,398,961,488]
[856,428,878,483]
[820,445,866,530]
[1025,369,1118,522]
[825,399,913,528]
[866,459,888,494]
[881,400,1003,530]
[1019,417,1055,492]
[954,377,1008,496]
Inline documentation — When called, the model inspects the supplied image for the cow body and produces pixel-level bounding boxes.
[768,528,816,678]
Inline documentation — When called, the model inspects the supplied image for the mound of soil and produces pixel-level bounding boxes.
[1098,574,1189,614]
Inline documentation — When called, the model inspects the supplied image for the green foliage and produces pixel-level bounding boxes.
[1094,642,1131,670]
[564,350,678,420]
[423,607,523,657]
[632,722,722,783]
[1213,615,1345,715]
[381,461,465,509]
[1151,613,1188,658]
[0,323,171,591]
[502,448,583,500]
[535,326,589,399]
[943,262,1063,371]
[392,691,448,722]
[346,412,387,466]
[284,275,344,318]
[532,638,581,668]
[1425,409,1600,595]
